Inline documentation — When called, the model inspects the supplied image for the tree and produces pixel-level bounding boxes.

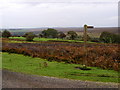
[22,32,30,37]
[0,31,2,37]
[100,32,111,43]
[58,32,66,39]
[2,30,12,38]
[111,34,120,43]
[38,33,43,38]
[42,28,58,38]
[67,31,78,40]
[24,32,35,41]
[99,31,120,43]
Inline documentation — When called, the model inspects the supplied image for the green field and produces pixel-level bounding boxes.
[2,52,119,83]
[9,37,26,40]
[9,37,94,43]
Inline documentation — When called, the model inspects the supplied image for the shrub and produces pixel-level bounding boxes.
[42,28,58,38]
[67,31,78,40]
[99,32,120,43]
[2,30,12,38]
[90,38,100,42]
[24,32,35,41]
[58,32,66,39]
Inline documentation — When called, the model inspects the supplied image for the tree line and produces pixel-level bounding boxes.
[1,29,120,43]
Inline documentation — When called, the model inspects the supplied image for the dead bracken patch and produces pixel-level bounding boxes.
[2,41,120,71]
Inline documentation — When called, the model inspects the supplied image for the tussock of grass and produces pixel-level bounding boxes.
[2,52,119,83]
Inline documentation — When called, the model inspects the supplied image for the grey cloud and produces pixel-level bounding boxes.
[1,0,118,28]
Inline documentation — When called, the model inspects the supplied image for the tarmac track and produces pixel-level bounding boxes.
[2,70,119,88]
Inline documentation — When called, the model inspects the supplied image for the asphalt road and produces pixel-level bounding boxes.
[2,70,119,88]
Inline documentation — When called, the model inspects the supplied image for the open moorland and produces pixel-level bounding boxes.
[2,38,120,71]
[2,27,120,85]
[2,37,120,83]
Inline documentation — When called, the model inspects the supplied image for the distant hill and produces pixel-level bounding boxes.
[87,27,118,34]
[1,27,118,36]
[55,27,118,34]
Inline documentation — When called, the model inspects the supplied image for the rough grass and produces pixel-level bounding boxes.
[0,52,2,69]
[9,37,94,43]
[2,52,119,83]
[9,37,26,40]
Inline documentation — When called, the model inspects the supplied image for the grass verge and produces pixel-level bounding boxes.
[2,52,119,83]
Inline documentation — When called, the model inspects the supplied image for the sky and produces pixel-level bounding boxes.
[0,0,119,28]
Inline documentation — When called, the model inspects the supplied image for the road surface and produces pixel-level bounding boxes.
[2,70,119,88]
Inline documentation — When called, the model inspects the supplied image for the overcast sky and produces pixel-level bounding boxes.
[0,0,119,28]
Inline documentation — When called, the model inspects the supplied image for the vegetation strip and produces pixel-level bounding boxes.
[2,41,120,71]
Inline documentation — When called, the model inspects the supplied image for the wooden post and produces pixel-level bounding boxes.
[83,25,94,66]
[84,24,87,66]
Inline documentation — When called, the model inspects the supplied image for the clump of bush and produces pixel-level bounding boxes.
[100,31,120,43]
[67,31,78,40]
[90,38,100,42]
[42,28,58,38]
[2,30,12,38]
[58,32,66,39]
[23,32,35,41]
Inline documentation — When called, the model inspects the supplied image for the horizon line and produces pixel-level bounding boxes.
[0,26,118,29]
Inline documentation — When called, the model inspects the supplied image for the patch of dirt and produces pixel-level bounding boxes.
[75,66,91,70]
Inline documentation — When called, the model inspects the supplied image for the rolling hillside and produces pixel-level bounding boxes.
[1,27,118,37]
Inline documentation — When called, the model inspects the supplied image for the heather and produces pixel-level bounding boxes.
[2,42,120,71]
